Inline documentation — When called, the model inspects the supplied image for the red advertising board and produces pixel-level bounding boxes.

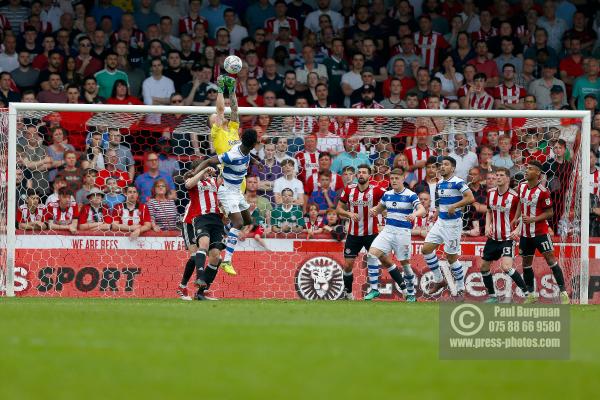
[4,233,600,303]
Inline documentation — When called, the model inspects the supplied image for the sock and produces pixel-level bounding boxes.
[195,250,207,282]
[507,268,528,294]
[366,254,379,290]
[387,265,405,287]
[424,252,443,282]
[402,264,415,296]
[343,271,353,293]
[481,270,495,296]
[523,266,535,293]
[200,262,220,293]
[550,263,566,292]
[180,257,195,286]
[450,261,465,291]
[223,228,240,262]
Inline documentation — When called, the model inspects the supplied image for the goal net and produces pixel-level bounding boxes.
[0,104,592,303]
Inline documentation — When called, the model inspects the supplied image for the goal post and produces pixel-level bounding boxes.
[1,103,592,303]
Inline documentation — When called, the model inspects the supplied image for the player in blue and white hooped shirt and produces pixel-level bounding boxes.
[368,167,426,302]
[421,156,475,299]
[196,129,260,276]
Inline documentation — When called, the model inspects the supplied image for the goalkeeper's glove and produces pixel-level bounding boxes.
[217,75,226,94]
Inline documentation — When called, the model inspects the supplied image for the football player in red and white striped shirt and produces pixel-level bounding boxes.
[178,165,225,301]
[480,167,528,302]
[467,73,494,110]
[512,161,569,304]
[45,188,79,234]
[111,185,152,239]
[17,189,46,231]
[493,63,527,110]
[414,15,449,72]
[336,164,386,299]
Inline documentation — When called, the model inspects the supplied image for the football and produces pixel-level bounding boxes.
[223,55,243,74]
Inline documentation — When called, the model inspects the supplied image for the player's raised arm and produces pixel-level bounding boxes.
[229,84,239,123]
[184,167,216,189]
[195,155,222,175]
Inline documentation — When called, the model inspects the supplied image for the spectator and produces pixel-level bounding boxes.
[245,175,273,222]
[413,156,440,205]
[45,127,74,182]
[478,145,494,172]
[80,77,106,104]
[259,58,284,94]
[467,41,499,88]
[104,177,126,210]
[412,191,433,238]
[492,136,514,169]
[251,141,282,197]
[83,131,105,171]
[17,189,47,231]
[273,159,304,205]
[219,8,247,50]
[273,137,297,167]
[11,51,39,93]
[134,152,176,203]
[55,150,83,194]
[590,150,600,236]
[37,72,67,103]
[404,129,435,184]
[31,34,56,71]
[106,128,135,179]
[494,64,527,110]
[178,0,203,36]
[537,1,568,53]
[381,78,406,109]
[306,170,339,214]
[322,207,345,241]
[181,63,211,106]
[544,139,573,231]
[352,84,383,109]
[0,72,20,104]
[467,166,487,233]
[95,52,129,99]
[295,45,328,87]
[384,58,416,100]
[524,27,559,68]
[304,203,324,238]
[78,188,113,231]
[271,188,305,233]
[246,0,275,36]
[276,70,308,106]
[45,175,74,206]
[495,36,523,74]
[267,24,302,62]
[0,34,18,73]
[414,14,449,72]
[434,55,462,101]
[158,16,180,51]
[146,178,179,231]
[559,38,584,92]
[529,63,567,109]
[546,85,567,110]
[107,79,143,105]
[76,169,98,205]
[565,11,596,54]
[341,165,356,187]
[44,187,78,234]
[96,149,132,190]
[571,58,600,110]
[341,53,365,92]
[393,153,418,188]
[17,125,52,195]
[585,93,599,114]
[111,185,152,239]
[331,137,370,174]
[466,73,494,110]
[522,132,548,164]
[75,36,102,79]
[304,151,344,192]
[449,133,478,181]
[163,50,191,92]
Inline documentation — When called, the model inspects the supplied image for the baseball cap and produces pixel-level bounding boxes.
[585,93,597,100]
[279,20,290,29]
[86,187,105,198]
[361,84,375,93]
[191,62,203,71]
[207,83,219,92]
[550,85,563,94]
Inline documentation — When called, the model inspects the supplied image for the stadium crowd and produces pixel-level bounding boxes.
[3,0,600,238]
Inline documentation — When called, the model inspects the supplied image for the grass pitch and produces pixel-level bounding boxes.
[1,299,598,400]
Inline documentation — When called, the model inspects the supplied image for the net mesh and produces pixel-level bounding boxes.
[0,107,587,302]
[0,109,8,295]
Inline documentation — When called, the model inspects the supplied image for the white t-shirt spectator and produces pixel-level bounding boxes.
[273,175,304,201]
[341,70,362,90]
[142,75,175,124]
[304,10,344,33]
[449,151,479,181]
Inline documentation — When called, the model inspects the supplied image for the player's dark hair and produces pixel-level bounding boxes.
[528,160,544,171]
[441,156,457,167]
[357,164,371,174]
[241,129,258,148]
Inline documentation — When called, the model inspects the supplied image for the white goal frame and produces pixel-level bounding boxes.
[4,103,592,303]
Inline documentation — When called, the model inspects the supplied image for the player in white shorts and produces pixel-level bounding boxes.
[196,129,259,275]
[368,167,426,302]
[421,156,474,298]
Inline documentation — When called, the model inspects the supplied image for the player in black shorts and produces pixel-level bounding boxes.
[179,166,226,301]
[480,168,528,303]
